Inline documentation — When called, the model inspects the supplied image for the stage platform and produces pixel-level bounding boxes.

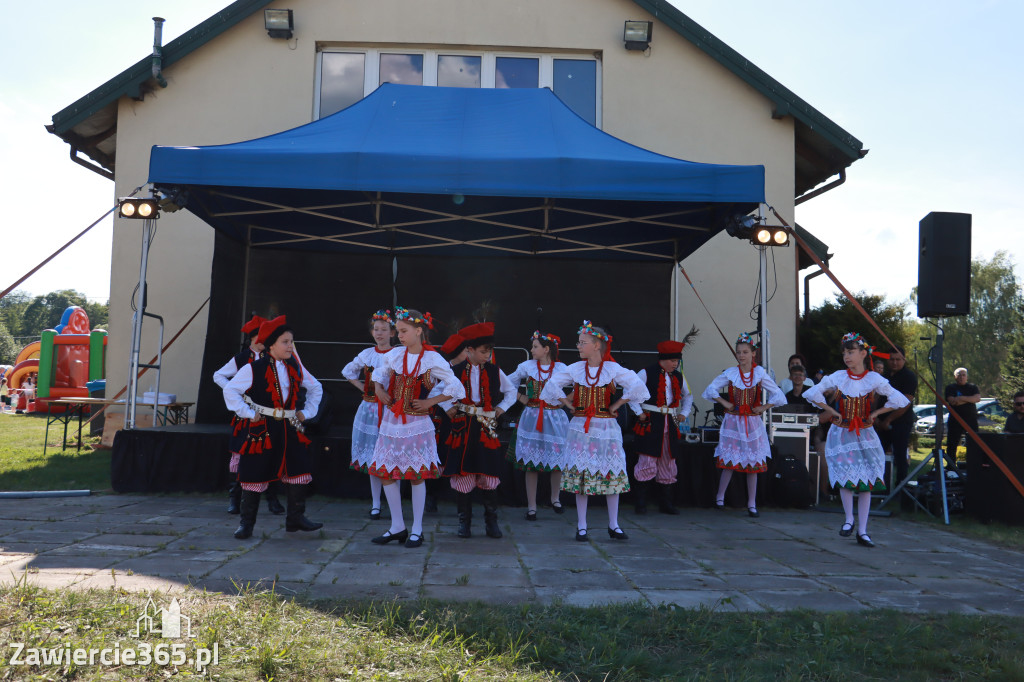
[111,423,768,509]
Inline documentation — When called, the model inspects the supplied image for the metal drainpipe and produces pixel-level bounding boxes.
[796,168,847,315]
[804,267,827,317]
[152,17,168,88]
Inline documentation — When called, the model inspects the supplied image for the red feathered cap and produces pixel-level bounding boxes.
[458,322,495,347]
[657,340,685,359]
[241,315,266,336]
[256,315,287,346]
[440,333,467,358]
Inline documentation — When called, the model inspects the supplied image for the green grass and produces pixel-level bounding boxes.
[1,583,1023,681]
[0,413,110,491]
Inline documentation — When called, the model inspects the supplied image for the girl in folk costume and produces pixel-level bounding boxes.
[212,315,283,517]
[444,322,518,539]
[369,308,465,548]
[803,333,909,547]
[632,330,698,516]
[541,321,650,541]
[505,330,570,520]
[223,316,324,539]
[340,309,395,520]
[702,333,786,517]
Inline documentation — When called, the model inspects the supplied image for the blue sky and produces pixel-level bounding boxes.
[2,1,1021,312]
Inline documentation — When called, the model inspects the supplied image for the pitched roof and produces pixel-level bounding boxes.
[47,0,863,195]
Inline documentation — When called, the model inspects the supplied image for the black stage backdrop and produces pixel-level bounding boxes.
[197,242,673,429]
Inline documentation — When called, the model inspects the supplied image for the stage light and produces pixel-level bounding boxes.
[750,225,788,246]
[118,197,160,220]
[265,9,294,39]
[624,21,652,50]
[725,214,757,239]
[754,227,772,244]
[772,228,789,245]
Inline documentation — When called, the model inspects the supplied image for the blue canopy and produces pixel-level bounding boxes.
[149,83,764,260]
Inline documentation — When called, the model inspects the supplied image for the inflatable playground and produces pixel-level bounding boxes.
[0,306,107,414]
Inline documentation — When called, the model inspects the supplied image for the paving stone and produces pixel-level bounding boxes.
[205,559,323,584]
[750,590,868,612]
[421,585,535,604]
[422,566,528,588]
[535,587,645,607]
[642,590,764,612]
[528,568,632,590]
[849,591,983,613]
[629,572,728,590]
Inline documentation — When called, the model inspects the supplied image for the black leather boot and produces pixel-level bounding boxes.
[227,480,241,514]
[659,483,680,515]
[483,490,503,539]
[286,484,323,532]
[233,490,260,539]
[633,480,648,515]
[456,492,472,538]
[265,481,286,515]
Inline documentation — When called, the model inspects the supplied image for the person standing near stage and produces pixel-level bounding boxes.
[702,333,786,517]
[944,367,980,470]
[874,346,917,488]
[541,321,649,541]
[341,309,395,520]
[632,335,696,515]
[223,316,324,539]
[505,330,570,520]
[369,308,464,548]
[213,314,284,516]
[444,322,517,539]
[803,332,909,547]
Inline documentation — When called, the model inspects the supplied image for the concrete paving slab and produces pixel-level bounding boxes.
[421,585,535,604]
[638,589,764,612]
[535,587,644,607]
[751,590,868,612]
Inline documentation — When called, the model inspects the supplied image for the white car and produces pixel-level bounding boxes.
[915,398,1006,435]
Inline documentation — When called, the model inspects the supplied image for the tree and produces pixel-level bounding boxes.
[914,252,1022,396]
[0,290,31,338]
[998,321,1024,410]
[0,321,16,365]
[14,290,108,337]
[798,292,910,376]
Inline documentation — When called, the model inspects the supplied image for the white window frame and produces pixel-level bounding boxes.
[314,48,602,127]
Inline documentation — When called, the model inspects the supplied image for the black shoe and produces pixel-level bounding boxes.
[839,522,854,537]
[424,495,438,513]
[233,490,260,539]
[856,533,875,548]
[456,492,472,538]
[575,528,589,541]
[285,483,323,532]
[405,533,424,548]
[551,501,565,515]
[714,499,725,510]
[608,527,628,540]
[747,507,760,518]
[525,509,537,521]
[372,529,409,545]
[659,484,680,515]
[369,507,381,520]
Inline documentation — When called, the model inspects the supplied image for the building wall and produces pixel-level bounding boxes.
[107,0,796,414]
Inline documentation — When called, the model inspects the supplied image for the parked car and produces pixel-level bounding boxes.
[913,404,936,420]
[915,398,1007,435]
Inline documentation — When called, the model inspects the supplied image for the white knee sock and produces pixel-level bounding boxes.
[370,476,383,509]
[839,488,855,526]
[550,471,563,505]
[410,482,426,537]
[382,483,405,534]
[575,493,588,531]
[857,491,871,536]
[716,469,733,502]
[746,472,758,509]
[606,493,620,530]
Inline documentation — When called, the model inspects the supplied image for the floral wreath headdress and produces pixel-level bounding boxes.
[395,306,434,329]
[841,332,870,350]
[531,330,561,346]
[371,309,395,326]
[735,332,758,349]
[578,320,612,343]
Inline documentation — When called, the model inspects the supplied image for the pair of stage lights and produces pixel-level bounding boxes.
[753,225,789,246]
[118,197,159,219]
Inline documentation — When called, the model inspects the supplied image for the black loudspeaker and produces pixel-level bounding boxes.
[917,211,971,318]
[966,433,1024,526]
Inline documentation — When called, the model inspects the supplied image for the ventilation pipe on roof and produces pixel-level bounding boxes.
[152,17,168,88]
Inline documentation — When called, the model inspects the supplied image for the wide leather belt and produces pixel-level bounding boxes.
[457,403,496,418]
[573,410,614,419]
[527,400,563,409]
[642,404,678,415]
[244,396,295,420]
[361,394,378,403]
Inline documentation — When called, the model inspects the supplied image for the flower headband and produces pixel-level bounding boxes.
[372,309,395,325]
[841,332,870,350]
[532,330,561,346]
[395,306,434,329]
[736,332,758,349]
[578,320,612,343]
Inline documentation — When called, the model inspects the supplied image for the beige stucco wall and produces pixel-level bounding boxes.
[107,0,797,417]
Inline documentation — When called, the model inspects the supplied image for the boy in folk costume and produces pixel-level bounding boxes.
[341,309,395,520]
[702,333,787,517]
[444,322,518,539]
[424,332,469,513]
[632,333,697,515]
[223,316,324,539]
[803,332,909,547]
[212,314,283,516]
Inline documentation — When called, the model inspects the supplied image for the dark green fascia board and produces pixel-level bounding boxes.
[630,0,863,162]
[50,0,273,136]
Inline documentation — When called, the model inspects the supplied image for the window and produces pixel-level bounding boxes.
[316,49,600,125]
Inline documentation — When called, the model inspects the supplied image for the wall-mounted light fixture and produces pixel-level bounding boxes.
[624,20,652,51]
[265,9,294,39]
[118,197,160,220]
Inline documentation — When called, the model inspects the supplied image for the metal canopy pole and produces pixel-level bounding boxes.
[125,219,153,430]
